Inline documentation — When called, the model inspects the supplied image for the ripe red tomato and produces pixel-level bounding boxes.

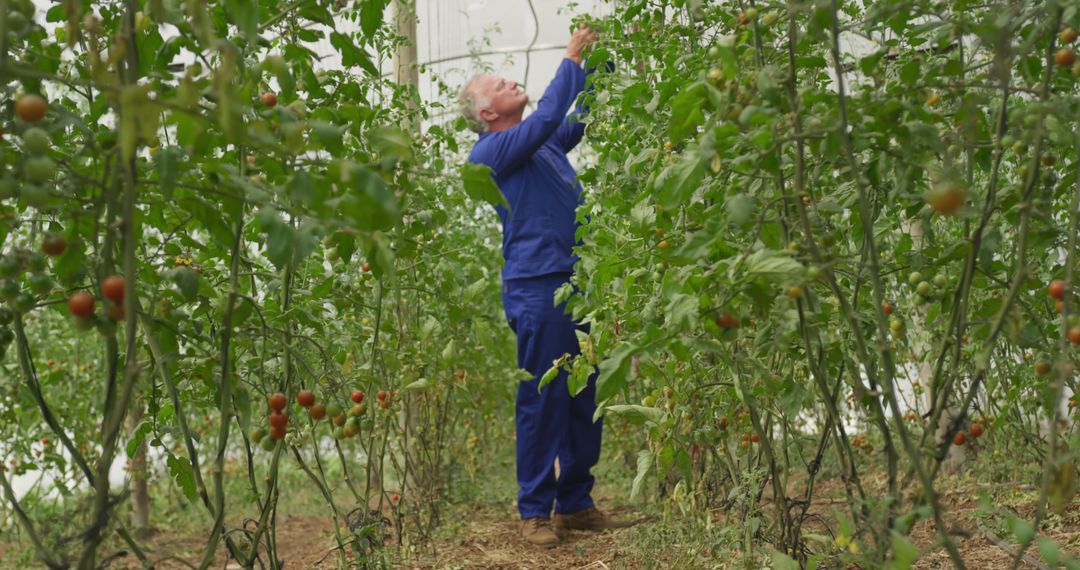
[309,403,327,420]
[362,262,371,272]
[298,389,316,408]
[15,94,47,123]
[376,390,388,401]
[716,312,739,329]
[1049,280,1067,301]
[953,432,967,446]
[882,302,894,315]
[351,390,365,403]
[1056,47,1077,68]
[101,275,125,303]
[269,425,286,440]
[750,433,760,443]
[269,412,288,429]
[268,393,287,412]
[261,92,278,108]
[927,183,966,215]
[67,292,95,317]
[969,423,985,438]
[41,233,67,256]
[1068,326,1080,345]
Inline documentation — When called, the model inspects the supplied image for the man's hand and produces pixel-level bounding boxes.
[565,24,599,65]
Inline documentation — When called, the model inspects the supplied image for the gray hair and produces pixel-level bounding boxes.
[459,74,491,133]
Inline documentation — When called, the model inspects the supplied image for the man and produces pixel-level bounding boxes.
[459,25,631,548]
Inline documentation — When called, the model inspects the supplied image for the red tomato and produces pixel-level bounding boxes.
[101,275,125,303]
[268,393,287,412]
[68,292,95,317]
[351,390,365,403]
[1049,280,1067,301]
[269,412,288,429]
[297,389,316,408]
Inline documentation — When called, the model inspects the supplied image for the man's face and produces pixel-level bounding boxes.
[476,74,528,124]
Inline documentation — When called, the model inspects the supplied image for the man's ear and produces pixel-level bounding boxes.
[478,108,498,123]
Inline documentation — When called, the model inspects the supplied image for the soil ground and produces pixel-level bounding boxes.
[94,484,1076,569]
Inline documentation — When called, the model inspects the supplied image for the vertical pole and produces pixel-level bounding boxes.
[393,0,420,133]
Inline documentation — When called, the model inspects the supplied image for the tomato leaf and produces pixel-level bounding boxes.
[461,163,509,209]
[167,454,197,503]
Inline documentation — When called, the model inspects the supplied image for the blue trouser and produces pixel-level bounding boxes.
[502,273,602,520]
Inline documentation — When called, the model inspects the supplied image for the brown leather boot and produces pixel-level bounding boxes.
[520,517,561,548]
[553,507,637,534]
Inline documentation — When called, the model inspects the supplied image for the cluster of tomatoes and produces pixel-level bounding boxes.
[850,433,875,453]
[1047,280,1080,345]
[0,232,72,358]
[248,388,399,449]
[953,421,987,446]
[66,275,126,329]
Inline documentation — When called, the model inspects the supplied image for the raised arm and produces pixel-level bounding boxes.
[471,58,587,175]
[552,61,615,153]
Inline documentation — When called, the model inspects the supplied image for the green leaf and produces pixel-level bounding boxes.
[126,421,151,459]
[1037,538,1061,567]
[596,341,636,402]
[225,0,259,43]
[887,531,919,570]
[668,83,706,145]
[741,249,805,283]
[167,267,200,300]
[167,454,197,503]
[155,146,181,199]
[1008,515,1035,544]
[665,293,698,331]
[605,405,665,425]
[654,148,707,210]
[360,0,388,39]
[461,162,509,209]
[771,551,800,570]
[631,449,653,499]
[330,31,378,76]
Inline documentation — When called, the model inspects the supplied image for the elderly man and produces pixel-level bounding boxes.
[459,25,630,548]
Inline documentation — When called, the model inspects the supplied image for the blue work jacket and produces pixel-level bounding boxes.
[468,58,594,280]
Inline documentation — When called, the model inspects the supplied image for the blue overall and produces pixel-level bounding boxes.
[468,58,603,519]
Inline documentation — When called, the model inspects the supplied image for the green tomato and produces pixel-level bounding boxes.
[807,266,823,280]
[933,274,947,288]
[73,316,96,332]
[20,184,50,209]
[25,252,46,272]
[22,128,50,155]
[23,156,55,183]
[916,281,932,296]
[889,317,904,333]
[0,307,13,325]
[7,11,29,34]
[0,175,16,199]
[0,257,19,279]
[260,435,277,451]
[249,428,266,444]
[27,273,52,295]
[326,402,343,418]
[908,272,923,286]
[12,293,34,313]
[0,326,13,345]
